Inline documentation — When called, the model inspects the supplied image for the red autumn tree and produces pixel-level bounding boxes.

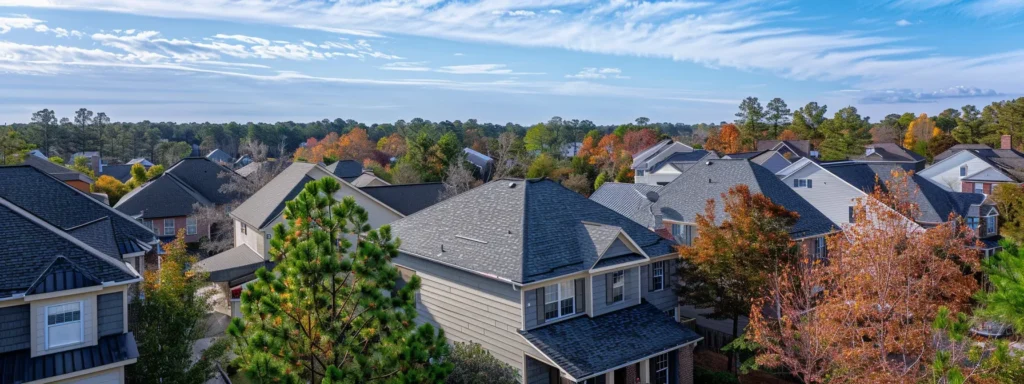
[677,184,801,372]
[777,129,799,141]
[706,124,743,154]
[748,170,981,383]
[623,128,660,155]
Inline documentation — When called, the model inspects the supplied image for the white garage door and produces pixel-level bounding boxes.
[61,370,121,384]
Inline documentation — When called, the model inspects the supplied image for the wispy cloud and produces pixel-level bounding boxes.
[436,64,544,75]
[896,19,912,26]
[962,0,1024,17]
[0,14,42,33]
[379,61,431,71]
[858,86,1003,103]
[565,67,629,79]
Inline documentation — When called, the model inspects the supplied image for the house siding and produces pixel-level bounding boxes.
[96,292,124,337]
[525,355,553,384]
[782,164,864,227]
[640,259,678,312]
[0,304,30,353]
[920,154,1005,192]
[147,215,205,243]
[591,267,640,317]
[393,253,531,376]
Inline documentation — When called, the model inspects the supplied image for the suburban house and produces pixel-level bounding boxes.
[464,147,495,182]
[0,165,158,275]
[389,178,702,384]
[561,141,583,158]
[591,159,835,338]
[631,140,718,186]
[920,138,1024,194]
[756,140,816,160]
[0,195,141,384]
[205,149,233,165]
[72,152,106,176]
[21,155,94,193]
[99,158,153,183]
[324,159,390,187]
[820,161,1001,255]
[114,157,237,245]
[721,150,791,173]
[850,143,926,171]
[197,162,442,317]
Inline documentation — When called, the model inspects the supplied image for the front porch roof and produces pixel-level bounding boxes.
[195,244,265,283]
[0,332,138,384]
[520,302,702,381]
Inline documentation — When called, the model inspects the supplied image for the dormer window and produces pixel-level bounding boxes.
[793,179,813,188]
[611,271,625,303]
[636,170,645,176]
[671,224,695,245]
[967,217,980,231]
[651,261,665,291]
[960,166,968,177]
[986,216,997,236]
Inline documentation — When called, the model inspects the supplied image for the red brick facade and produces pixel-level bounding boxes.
[625,364,639,383]
[677,345,694,384]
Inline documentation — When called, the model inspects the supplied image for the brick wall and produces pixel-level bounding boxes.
[677,345,694,384]
[626,363,639,383]
[962,182,974,193]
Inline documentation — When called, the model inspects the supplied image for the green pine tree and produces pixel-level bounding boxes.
[228,177,452,384]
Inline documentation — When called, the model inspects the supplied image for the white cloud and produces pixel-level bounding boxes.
[212,34,271,46]
[0,15,43,33]
[548,9,562,14]
[125,29,135,34]
[436,64,543,75]
[453,52,464,56]
[859,86,1003,103]
[566,67,629,79]
[895,19,912,26]
[962,0,1024,17]
[379,61,431,71]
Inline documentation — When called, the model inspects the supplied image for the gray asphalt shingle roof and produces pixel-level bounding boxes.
[390,179,675,284]
[821,162,987,223]
[0,166,155,257]
[115,157,236,219]
[757,140,811,157]
[520,302,701,380]
[588,183,660,226]
[360,183,445,216]
[99,164,135,183]
[205,149,233,164]
[854,143,926,163]
[231,162,317,229]
[0,199,136,299]
[21,156,92,183]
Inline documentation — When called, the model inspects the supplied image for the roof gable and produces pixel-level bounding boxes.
[166,157,237,204]
[114,174,206,219]
[27,257,103,295]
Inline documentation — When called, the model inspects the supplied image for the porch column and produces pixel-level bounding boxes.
[640,359,650,384]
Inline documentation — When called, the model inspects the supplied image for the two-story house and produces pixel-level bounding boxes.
[0,166,158,275]
[389,178,702,384]
[755,140,816,160]
[196,162,443,317]
[921,137,1024,194]
[632,140,718,186]
[849,143,926,172]
[0,184,142,383]
[591,159,835,337]
[115,157,237,246]
[721,150,791,173]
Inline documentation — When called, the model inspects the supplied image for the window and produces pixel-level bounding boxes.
[147,220,157,234]
[163,218,175,235]
[543,281,575,320]
[636,170,645,176]
[967,217,980,231]
[975,183,984,194]
[848,206,856,223]
[241,225,247,235]
[651,261,665,291]
[266,233,273,240]
[653,353,669,384]
[792,179,813,188]
[665,307,677,321]
[960,166,968,177]
[813,237,827,260]
[671,224,695,246]
[612,270,625,303]
[986,216,997,235]
[186,217,197,235]
[46,302,83,349]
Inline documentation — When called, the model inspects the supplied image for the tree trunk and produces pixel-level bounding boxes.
[729,314,739,375]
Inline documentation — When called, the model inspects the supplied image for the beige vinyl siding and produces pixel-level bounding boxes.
[591,267,640,316]
[393,254,531,375]
[640,258,678,312]
[54,366,124,384]
[782,164,865,227]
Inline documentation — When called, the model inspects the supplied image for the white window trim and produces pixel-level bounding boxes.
[186,216,198,235]
[652,261,665,292]
[45,301,84,350]
[163,218,175,235]
[653,353,670,384]
[544,281,576,320]
[975,183,984,194]
[612,270,625,303]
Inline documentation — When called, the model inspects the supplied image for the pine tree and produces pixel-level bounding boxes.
[228,177,452,383]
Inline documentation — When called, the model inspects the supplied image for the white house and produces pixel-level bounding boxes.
[918,148,1023,194]
[776,158,866,228]
[631,140,718,185]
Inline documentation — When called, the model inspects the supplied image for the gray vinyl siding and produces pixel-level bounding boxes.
[641,260,678,312]
[757,153,791,173]
[0,304,30,353]
[604,239,633,258]
[591,267,640,316]
[526,355,553,384]
[525,288,539,329]
[96,292,124,337]
[784,165,864,228]
[393,253,531,375]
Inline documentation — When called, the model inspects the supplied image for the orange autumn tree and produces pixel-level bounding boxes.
[676,184,801,372]
[294,128,375,163]
[777,129,799,141]
[705,124,743,154]
[623,128,660,155]
[749,170,981,383]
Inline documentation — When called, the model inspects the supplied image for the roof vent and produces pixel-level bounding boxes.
[705,161,712,165]
[708,178,712,183]
[645,191,660,203]
[508,182,517,188]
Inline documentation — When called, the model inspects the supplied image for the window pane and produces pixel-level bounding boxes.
[544,303,558,319]
[545,284,558,304]
[561,298,574,316]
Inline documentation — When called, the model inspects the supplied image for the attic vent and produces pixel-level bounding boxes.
[455,235,488,244]
[508,182,517,188]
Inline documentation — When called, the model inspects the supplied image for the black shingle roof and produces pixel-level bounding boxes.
[821,162,986,223]
[326,160,363,182]
[0,200,136,299]
[360,183,445,216]
[390,179,675,284]
[99,164,135,183]
[0,332,138,384]
[854,143,926,163]
[115,158,236,219]
[520,302,701,380]
[21,156,92,183]
[0,166,155,257]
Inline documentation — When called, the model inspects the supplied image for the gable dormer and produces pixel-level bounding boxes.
[583,222,649,273]
[27,257,103,296]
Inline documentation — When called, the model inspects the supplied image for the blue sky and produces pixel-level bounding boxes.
[0,0,1021,125]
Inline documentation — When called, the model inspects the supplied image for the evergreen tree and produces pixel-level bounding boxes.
[977,240,1024,332]
[817,106,871,161]
[765,97,791,138]
[444,342,519,384]
[790,102,827,140]
[128,231,228,384]
[228,178,451,383]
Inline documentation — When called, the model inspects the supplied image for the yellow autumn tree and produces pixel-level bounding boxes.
[92,175,130,205]
[903,113,935,148]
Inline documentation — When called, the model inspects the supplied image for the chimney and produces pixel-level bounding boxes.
[1001,135,1012,150]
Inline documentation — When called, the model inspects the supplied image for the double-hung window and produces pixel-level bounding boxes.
[544,281,575,320]
[46,302,83,349]
[672,224,695,246]
[612,271,625,303]
[793,179,812,188]
[636,169,645,176]
[148,220,157,235]
[813,237,827,260]
[163,218,175,236]
[986,216,998,236]
[186,217,198,235]
[975,183,985,194]
[651,261,665,291]
[652,353,670,384]
[967,217,980,231]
